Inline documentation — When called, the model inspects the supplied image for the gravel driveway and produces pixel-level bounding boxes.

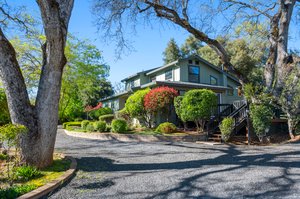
[48,129,300,199]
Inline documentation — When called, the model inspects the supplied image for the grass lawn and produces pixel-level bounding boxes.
[0,154,71,199]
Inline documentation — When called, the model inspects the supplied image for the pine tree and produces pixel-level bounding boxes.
[162,38,181,64]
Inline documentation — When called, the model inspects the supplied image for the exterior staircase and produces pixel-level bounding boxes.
[207,100,248,143]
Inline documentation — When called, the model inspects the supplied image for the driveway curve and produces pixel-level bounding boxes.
[48,129,300,199]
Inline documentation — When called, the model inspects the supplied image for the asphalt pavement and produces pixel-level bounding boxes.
[48,129,300,199]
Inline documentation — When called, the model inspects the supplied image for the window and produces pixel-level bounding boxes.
[228,85,234,96]
[165,70,172,80]
[195,60,200,65]
[150,76,156,82]
[210,76,218,85]
[130,81,134,88]
[188,60,193,64]
[188,66,200,83]
[179,90,186,96]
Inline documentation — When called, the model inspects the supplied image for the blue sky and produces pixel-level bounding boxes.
[11,0,188,84]
[69,1,188,84]
[8,1,300,84]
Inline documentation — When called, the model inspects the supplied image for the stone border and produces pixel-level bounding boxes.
[17,156,77,199]
[64,130,207,143]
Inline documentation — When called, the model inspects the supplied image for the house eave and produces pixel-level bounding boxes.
[141,80,229,92]
[146,60,179,76]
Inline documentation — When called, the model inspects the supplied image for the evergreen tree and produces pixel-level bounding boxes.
[162,38,181,64]
[181,35,202,57]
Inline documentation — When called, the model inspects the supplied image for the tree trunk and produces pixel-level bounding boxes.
[287,113,295,140]
[0,0,74,168]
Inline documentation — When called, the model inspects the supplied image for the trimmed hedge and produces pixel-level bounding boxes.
[156,122,177,134]
[93,121,107,132]
[81,120,90,130]
[111,119,127,133]
[63,122,82,129]
[99,114,114,124]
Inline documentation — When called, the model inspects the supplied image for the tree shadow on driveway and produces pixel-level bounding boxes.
[73,144,300,198]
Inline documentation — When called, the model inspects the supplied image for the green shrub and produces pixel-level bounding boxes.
[156,122,177,134]
[0,184,37,199]
[111,119,127,133]
[63,121,82,130]
[296,122,300,135]
[74,118,83,122]
[93,121,107,132]
[180,89,217,132]
[250,104,273,140]
[99,114,114,124]
[106,125,112,132]
[14,165,41,181]
[86,123,95,132]
[219,117,235,142]
[81,120,90,130]
[115,108,131,125]
[0,153,8,160]
[0,89,10,125]
[90,107,113,120]
[125,88,150,122]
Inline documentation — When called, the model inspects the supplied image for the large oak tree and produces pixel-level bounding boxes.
[93,0,300,139]
[0,0,74,167]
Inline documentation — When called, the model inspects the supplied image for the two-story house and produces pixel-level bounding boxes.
[101,55,242,114]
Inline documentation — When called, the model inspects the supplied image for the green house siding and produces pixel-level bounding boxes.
[179,59,222,86]
[221,78,242,104]
[106,55,243,114]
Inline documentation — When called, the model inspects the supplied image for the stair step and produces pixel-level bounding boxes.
[208,137,221,142]
[212,134,222,138]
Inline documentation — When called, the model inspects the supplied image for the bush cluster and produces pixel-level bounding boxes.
[111,119,127,133]
[156,122,177,134]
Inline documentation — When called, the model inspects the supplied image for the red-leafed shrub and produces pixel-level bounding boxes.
[144,86,178,114]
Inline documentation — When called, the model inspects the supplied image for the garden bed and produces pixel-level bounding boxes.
[64,129,207,143]
[0,154,76,199]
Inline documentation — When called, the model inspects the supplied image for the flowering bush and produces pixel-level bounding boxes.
[144,86,178,114]
[84,102,102,112]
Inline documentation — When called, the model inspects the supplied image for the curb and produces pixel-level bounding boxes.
[17,156,77,199]
[64,130,207,143]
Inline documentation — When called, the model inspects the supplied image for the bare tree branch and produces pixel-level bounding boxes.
[224,0,276,19]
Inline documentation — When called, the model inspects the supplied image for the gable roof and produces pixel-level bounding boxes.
[146,60,179,76]
[120,55,240,84]
[120,67,159,82]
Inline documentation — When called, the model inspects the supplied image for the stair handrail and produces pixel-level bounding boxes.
[218,102,248,141]
[207,104,233,135]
